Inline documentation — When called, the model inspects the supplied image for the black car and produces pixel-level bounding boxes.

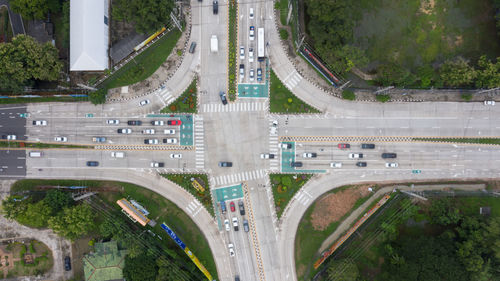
[219,91,228,105]
[381,153,397,158]
[238,201,245,215]
[361,143,375,149]
[291,161,303,167]
[86,161,99,167]
[219,161,233,167]
[235,276,240,281]
[213,0,218,14]
[189,42,196,54]
[243,219,249,232]
[127,120,142,126]
[64,256,71,271]
[356,162,367,167]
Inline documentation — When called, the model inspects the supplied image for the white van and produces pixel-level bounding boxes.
[29,151,43,158]
[111,152,125,158]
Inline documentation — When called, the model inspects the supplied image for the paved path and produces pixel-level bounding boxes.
[0,0,25,36]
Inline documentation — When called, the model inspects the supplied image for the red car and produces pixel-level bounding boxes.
[338,143,350,149]
[167,120,182,126]
[230,201,235,212]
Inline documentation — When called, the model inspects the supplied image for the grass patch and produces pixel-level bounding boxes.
[279,28,289,40]
[375,94,390,102]
[160,79,197,113]
[100,28,182,90]
[0,96,88,104]
[269,69,320,113]
[3,240,53,278]
[270,174,312,218]
[413,138,500,145]
[0,141,90,149]
[276,0,289,26]
[461,93,473,101]
[161,174,214,217]
[342,89,356,100]
[227,0,237,101]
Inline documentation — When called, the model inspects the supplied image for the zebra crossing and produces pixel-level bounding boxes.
[155,86,176,106]
[194,116,205,169]
[185,199,203,217]
[269,120,279,171]
[202,102,267,113]
[295,189,313,206]
[283,70,302,90]
[212,169,266,186]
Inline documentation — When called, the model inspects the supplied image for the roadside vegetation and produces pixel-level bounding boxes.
[1,240,53,279]
[341,89,356,100]
[270,174,312,218]
[112,0,174,34]
[161,174,214,217]
[0,6,13,43]
[269,69,320,113]
[227,0,237,101]
[0,96,88,104]
[0,141,90,149]
[160,79,197,113]
[414,137,500,145]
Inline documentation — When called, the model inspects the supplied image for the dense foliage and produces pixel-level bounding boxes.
[112,0,174,34]
[10,0,63,19]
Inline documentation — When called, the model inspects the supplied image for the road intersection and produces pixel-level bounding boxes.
[1,0,500,280]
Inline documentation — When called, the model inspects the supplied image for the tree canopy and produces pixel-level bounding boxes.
[48,204,95,240]
[10,0,48,20]
[112,0,174,34]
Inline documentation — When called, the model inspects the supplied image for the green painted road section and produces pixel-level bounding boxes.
[214,183,243,202]
[146,114,194,146]
[237,59,270,98]
[280,141,327,174]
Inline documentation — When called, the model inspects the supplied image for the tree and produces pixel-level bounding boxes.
[123,253,158,281]
[327,259,359,281]
[16,200,52,227]
[48,204,95,240]
[112,0,175,34]
[429,198,461,226]
[439,57,476,87]
[43,190,73,214]
[10,0,48,20]
[89,88,107,105]
[1,196,28,219]
[376,62,415,87]
[475,56,500,89]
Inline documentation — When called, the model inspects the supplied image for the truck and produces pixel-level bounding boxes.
[211,35,218,52]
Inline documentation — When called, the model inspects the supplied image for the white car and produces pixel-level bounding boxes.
[107,119,119,125]
[117,128,132,134]
[224,219,230,231]
[249,26,255,40]
[385,162,399,168]
[228,243,235,257]
[170,153,182,159]
[330,162,342,168]
[303,152,317,158]
[248,48,254,63]
[249,7,254,19]
[260,153,275,159]
[484,100,495,106]
[144,139,159,144]
[163,138,177,144]
[54,136,67,142]
[164,129,176,134]
[139,99,150,106]
[232,217,239,231]
[249,69,255,81]
[142,129,155,134]
[6,135,16,140]
[349,153,363,159]
[33,120,47,126]
[151,120,164,126]
[111,152,125,158]
[150,162,164,168]
[239,46,245,60]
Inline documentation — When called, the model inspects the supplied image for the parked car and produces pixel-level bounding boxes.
[240,46,245,60]
[330,162,342,168]
[291,161,303,167]
[167,120,182,126]
[260,153,275,159]
[107,119,119,125]
[164,129,176,134]
[117,128,132,134]
[219,161,233,167]
[484,100,496,106]
[230,201,236,212]
[144,139,159,144]
[220,91,228,105]
[249,26,255,40]
[257,68,262,81]
[238,201,245,215]
[228,243,235,257]
[232,217,239,231]
[151,120,164,126]
[356,162,367,167]
[224,219,230,231]
[349,153,363,159]
[243,219,249,232]
[163,138,177,144]
[381,153,397,158]
[86,161,99,167]
[127,120,142,126]
[361,143,375,149]
[170,153,182,159]
[151,162,165,168]
[338,143,350,149]
[32,120,47,126]
[303,152,317,158]
[64,256,71,271]
[139,99,150,106]
[385,162,398,168]
[54,136,67,142]
[142,129,155,134]
[92,137,106,142]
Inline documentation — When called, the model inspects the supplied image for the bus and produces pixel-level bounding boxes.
[257,28,265,61]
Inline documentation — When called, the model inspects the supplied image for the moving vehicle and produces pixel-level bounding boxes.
[249,69,255,81]
[260,153,275,159]
[139,99,150,106]
[163,138,177,144]
[117,128,132,134]
[280,143,292,149]
[151,120,164,126]
[150,162,165,168]
[219,161,233,167]
[385,162,398,168]
[86,161,99,167]
[170,153,182,159]
[211,35,218,52]
[142,129,155,134]
[249,26,255,40]
[243,219,249,232]
[257,28,265,61]
[291,161,303,167]
[224,219,230,231]
[484,100,495,105]
[381,153,397,158]
[29,151,42,158]
[111,152,125,158]
[64,256,71,271]
[220,91,228,105]
[240,46,245,60]
[164,129,175,134]
[361,143,375,149]
[239,64,245,79]
[127,120,142,126]
[356,162,367,167]
[257,68,262,81]
[54,136,67,142]
[338,143,350,149]
[330,162,342,168]
[221,201,227,214]
[3,135,16,140]
[228,243,235,257]
[32,120,47,126]
[349,153,363,159]
[167,120,182,126]
[189,42,196,53]
[238,201,245,215]
[92,137,106,142]
[303,152,317,158]
[249,8,254,19]
[232,217,239,231]
[107,119,119,125]
[213,0,218,14]
[248,48,254,62]
[144,139,159,144]
[230,201,235,212]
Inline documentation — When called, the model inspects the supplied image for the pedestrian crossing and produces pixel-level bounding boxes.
[202,102,267,113]
[155,86,176,106]
[269,120,279,171]
[283,70,302,90]
[213,169,266,186]
[194,115,205,169]
[295,189,313,206]
[185,199,203,217]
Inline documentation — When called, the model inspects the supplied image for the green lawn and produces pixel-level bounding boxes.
[228,1,237,101]
[4,241,53,278]
[276,0,289,26]
[269,69,320,113]
[100,28,182,90]
[414,138,500,145]
[161,174,214,217]
[270,174,312,218]
[160,79,197,113]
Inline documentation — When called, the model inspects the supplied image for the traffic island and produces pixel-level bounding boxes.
[270,174,312,218]
[161,174,214,217]
[160,79,197,113]
[269,69,320,113]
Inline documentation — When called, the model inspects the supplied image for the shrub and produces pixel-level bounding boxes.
[461,93,472,101]
[19,244,27,258]
[29,241,35,253]
[176,49,182,56]
[342,89,356,100]
[376,94,390,103]
[89,88,107,105]
[279,28,289,40]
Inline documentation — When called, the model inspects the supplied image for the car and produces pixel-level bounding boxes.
[232,217,239,231]
[32,120,47,126]
[257,68,262,81]
[117,128,132,134]
[4,135,16,140]
[54,136,67,142]
[249,69,255,81]
[92,137,106,142]
[144,139,159,144]
[228,243,235,257]
[189,42,197,54]
[139,99,150,106]
[385,162,398,168]
[484,100,496,105]
[224,219,230,231]
[220,201,227,214]
[107,119,119,125]
[249,7,254,19]
[260,153,275,159]
[330,162,342,168]
[349,153,363,159]
[291,161,303,167]
[151,120,164,126]
[240,46,245,60]
[361,143,375,149]
[219,161,233,167]
[381,153,397,158]
[86,161,99,167]
[238,201,245,215]
[235,275,240,281]
[151,162,165,168]
[170,153,182,159]
[280,143,292,149]
[230,201,235,212]
[239,64,245,79]
[167,120,182,126]
[338,143,350,149]
[243,219,249,232]
[220,91,228,105]
[356,162,367,167]
[111,152,125,158]
[163,138,177,144]
[164,129,176,134]
[142,129,155,134]
[248,48,254,62]
[127,120,142,126]
[213,0,218,14]
[249,26,255,40]
[64,256,71,271]
[303,152,317,158]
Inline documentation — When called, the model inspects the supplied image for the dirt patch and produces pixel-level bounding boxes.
[420,0,435,15]
[310,185,371,231]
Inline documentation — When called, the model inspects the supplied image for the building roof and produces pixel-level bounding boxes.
[84,241,127,281]
[70,0,109,71]
[116,198,150,226]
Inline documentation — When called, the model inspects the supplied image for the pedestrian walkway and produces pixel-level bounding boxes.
[201,102,267,113]
[294,189,313,206]
[269,120,279,171]
[194,115,205,169]
[155,85,176,107]
[212,169,266,186]
[185,199,203,217]
[283,70,302,90]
